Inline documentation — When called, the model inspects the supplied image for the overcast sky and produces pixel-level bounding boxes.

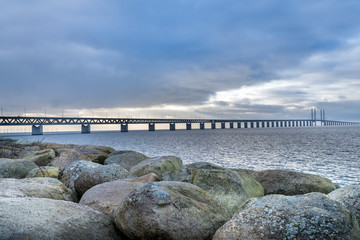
[1,0,360,120]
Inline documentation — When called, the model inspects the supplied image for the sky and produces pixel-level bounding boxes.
[1,0,360,121]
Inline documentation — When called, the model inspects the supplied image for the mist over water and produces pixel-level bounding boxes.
[5,126,360,186]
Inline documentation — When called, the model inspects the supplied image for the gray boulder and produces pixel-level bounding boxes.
[0,158,37,178]
[46,143,115,170]
[104,150,149,170]
[0,177,76,202]
[61,160,101,192]
[251,169,336,195]
[213,192,360,240]
[130,156,185,179]
[24,148,56,166]
[328,185,360,221]
[186,162,264,215]
[74,164,135,196]
[26,166,60,178]
[80,180,143,216]
[114,181,230,240]
[0,197,119,240]
[80,173,159,215]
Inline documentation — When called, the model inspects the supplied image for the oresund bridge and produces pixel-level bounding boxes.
[0,116,359,135]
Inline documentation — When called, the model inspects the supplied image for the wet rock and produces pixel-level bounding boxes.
[0,177,76,201]
[26,166,60,178]
[114,181,230,240]
[0,197,119,240]
[24,148,56,166]
[61,160,101,192]
[186,162,264,215]
[0,158,37,178]
[74,164,135,196]
[130,156,185,180]
[213,192,360,240]
[104,150,149,170]
[251,169,336,195]
[328,185,360,221]
[80,180,142,216]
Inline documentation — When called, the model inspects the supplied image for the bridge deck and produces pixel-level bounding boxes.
[0,116,333,126]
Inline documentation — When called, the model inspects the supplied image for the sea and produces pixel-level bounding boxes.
[3,126,360,186]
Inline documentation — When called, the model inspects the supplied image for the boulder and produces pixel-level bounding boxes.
[26,166,60,178]
[186,162,264,215]
[251,169,336,195]
[123,172,160,183]
[0,197,119,240]
[24,148,56,166]
[130,156,185,179]
[104,150,149,170]
[114,181,230,240]
[80,180,143,216]
[0,178,76,202]
[61,160,101,192]
[213,192,360,240]
[0,158,37,178]
[74,164,135,196]
[48,144,115,170]
[328,185,360,221]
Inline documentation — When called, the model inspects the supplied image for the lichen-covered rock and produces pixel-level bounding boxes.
[0,158,37,178]
[104,150,149,170]
[123,173,160,183]
[186,162,264,215]
[24,148,56,166]
[26,166,60,178]
[0,178,76,201]
[130,156,185,179]
[0,197,119,240]
[61,160,101,192]
[251,169,336,195]
[74,164,135,196]
[328,185,360,221]
[114,181,230,240]
[47,144,115,170]
[80,180,143,216]
[213,192,360,240]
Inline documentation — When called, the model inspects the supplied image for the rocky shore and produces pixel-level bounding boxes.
[0,137,359,239]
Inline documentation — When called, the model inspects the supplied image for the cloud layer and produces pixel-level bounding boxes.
[1,0,360,120]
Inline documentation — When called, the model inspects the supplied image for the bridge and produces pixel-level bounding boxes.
[0,116,359,135]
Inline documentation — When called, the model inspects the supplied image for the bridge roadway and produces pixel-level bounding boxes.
[0,116,359,135]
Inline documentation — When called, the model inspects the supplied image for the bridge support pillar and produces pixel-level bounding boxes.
[230,122,234,128]
[121,123,128,132]
[280,121,283,127]
[244,122,248,128]
[256,122,260,128]
[211,122,216,129]
[186,123,192,130]
[261,122,265,128]
[267,121,270,128]
[200,122,205,130]
[271,121,275,128]
[81,124,91,134]
[149,123,155,131]
[284,121,287,127]
[250,122,254,128]
[296,121,299,127]
[276,121,279,127]
[237,122,241,128]
[221,122,225,129]
[32,125,43,135]
[170,123,176,131]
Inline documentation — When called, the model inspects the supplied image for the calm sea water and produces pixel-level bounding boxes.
[4,126,360,186]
